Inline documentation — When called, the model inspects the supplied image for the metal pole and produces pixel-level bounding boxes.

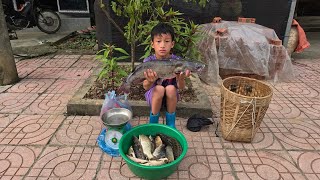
[283,0,297,47]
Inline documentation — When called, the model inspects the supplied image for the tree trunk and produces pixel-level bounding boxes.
[0,0,19,85]
[131,41,135,71]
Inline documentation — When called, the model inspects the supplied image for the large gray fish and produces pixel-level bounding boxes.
[119,59,205,93]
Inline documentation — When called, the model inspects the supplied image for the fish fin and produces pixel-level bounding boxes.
[131,63,145,73]
[118,82,130,94]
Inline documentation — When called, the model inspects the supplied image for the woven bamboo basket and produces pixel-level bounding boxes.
[220,76,273,142]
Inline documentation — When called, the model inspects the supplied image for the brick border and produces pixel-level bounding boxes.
[67,65,213,118]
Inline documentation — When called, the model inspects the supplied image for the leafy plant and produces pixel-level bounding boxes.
[96,44,130,89]
[109,0,152,70]
[99,0,207,70]
[138,7,203,60]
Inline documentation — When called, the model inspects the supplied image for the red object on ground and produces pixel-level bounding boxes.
[292,19,310,53]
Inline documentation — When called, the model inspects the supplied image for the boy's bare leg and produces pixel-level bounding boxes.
[165,85,177,113]
[165,85,177,128]
[151,85,165,114]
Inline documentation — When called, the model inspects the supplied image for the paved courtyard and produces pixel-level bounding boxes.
[0,54,320,179]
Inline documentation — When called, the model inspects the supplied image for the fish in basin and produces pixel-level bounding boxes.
[126,133,183,166]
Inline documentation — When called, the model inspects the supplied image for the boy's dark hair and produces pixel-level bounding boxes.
[151,23,175,41]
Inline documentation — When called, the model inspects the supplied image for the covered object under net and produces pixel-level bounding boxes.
[196,19,294,85]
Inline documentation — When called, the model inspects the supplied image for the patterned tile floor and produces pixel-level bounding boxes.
[0,55,320,179]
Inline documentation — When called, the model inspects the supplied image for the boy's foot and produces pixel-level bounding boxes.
[165,112,176,128]
[149,112,160,124]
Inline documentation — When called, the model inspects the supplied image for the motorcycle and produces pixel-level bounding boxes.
[3,0,61,39]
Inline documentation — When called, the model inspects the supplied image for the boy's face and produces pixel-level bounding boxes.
[152,33,175,59]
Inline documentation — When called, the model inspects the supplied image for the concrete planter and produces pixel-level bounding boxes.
[67,66,213,118]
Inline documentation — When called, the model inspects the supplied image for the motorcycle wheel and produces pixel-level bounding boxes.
[36,9,61,34]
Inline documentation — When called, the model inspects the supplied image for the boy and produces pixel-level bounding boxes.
[143,22,190,128]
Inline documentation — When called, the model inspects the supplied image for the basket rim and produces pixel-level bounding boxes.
[221,76,273,99]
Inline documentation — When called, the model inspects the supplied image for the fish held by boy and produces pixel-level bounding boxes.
[119,59,205,93]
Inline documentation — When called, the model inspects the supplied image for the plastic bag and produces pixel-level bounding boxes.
[100,90,132,117]
[196,20,294,83]
[196,26,221,85]
[98,91,132,157]
[97,128,119,156]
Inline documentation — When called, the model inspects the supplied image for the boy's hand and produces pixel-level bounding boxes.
[144,69,158,84]
[176,70,191,81]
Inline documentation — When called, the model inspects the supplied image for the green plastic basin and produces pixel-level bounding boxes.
[119,124,188,180]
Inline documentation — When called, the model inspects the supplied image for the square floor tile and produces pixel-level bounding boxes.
[0,114,64,145]
[0,93,38,113]
[50,116,103,146]
[26,147,101,179]
[0,146,43,179]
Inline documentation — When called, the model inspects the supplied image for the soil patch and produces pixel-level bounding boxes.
[84,77,198,103]
[67,66,212,117]
[56,31,96,50]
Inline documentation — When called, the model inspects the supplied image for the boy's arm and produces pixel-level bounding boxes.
[143,69,158,90]
[143,80,154,90]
